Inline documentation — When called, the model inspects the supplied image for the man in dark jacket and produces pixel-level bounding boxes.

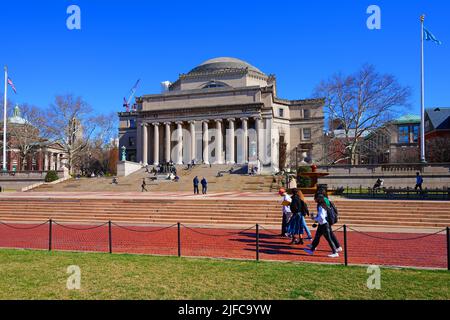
[193,176,199,194]
[201,177,208,194]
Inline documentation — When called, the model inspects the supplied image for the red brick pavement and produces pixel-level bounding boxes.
[0,221,447,269]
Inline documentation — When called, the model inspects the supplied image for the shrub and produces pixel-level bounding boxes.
[45,171,59,183]
[297,166,312,188]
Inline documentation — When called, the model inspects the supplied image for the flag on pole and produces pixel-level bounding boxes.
[424,27,442,45]
[7,77,16,94]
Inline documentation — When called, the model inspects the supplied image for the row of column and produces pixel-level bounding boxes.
[141,117,265,166]
[6,151,63,171]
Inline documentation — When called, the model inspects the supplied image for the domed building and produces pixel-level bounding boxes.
[118,57,324,172]
[0,104,67,173]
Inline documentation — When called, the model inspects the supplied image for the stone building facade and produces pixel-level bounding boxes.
[0,105,67,172]
[118,57,324,173]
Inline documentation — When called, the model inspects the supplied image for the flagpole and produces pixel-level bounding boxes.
[3,65,7,171]
[420,15,426,163]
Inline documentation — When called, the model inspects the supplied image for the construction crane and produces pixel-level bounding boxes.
[123,79,140,112]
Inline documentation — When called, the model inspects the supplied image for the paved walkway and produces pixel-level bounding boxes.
[1,191,279,200]
[0,222,446,269]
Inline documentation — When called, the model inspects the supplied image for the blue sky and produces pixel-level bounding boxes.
[0,0,449,117]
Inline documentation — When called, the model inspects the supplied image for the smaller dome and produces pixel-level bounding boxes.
[9,104,27,125]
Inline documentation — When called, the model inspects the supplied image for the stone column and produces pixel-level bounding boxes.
[227,118,235,164]
[153,123,160,165]
[164,122,171,162]
[264,118,272,166]
[38,151,43,171]
[43,152,48,171]
[241,117,248,163]
[255,117,264,163]
[189,121,196,162]
[176,122,183,165]
[215,119,223,164]
[142,123,148,165]
[202,120,209,165]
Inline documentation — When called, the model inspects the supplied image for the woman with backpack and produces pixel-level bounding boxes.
[314,190,341,251]
[304,194,342,258]
[286,188,308,245]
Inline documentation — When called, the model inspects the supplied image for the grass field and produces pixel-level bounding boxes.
[0,249,448,300]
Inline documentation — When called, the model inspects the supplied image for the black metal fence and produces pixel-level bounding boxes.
[339,186,450,200]
[0,219,448,270]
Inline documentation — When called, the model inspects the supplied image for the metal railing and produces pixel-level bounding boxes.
[0,219,448,270]
[339,186,450,200]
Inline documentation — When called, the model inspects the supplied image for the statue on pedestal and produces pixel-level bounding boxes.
[121,146,126,161]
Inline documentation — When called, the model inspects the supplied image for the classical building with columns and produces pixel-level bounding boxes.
[0,105,68,172]
[118,57,325,173]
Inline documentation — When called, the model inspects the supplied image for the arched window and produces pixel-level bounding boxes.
[201,81,230,89]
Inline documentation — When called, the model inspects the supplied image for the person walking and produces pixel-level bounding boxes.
[193,176,200,194]
[313,189,341,249]
[278,188,292,237]
[201,177,208,194]
[304,194,342,258]
[286,188,309,245]
[298,190,312,241]
[415,172,423,191]
[141,178,148,192]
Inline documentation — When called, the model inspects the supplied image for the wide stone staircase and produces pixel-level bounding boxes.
[31,164,280,193]
[0,197,449,230]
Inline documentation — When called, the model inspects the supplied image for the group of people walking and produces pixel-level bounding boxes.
[279,187,342,258]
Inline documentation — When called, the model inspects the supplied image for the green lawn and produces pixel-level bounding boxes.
[0,249,448,300]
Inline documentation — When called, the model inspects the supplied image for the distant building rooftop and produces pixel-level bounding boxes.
[393,114,420,124]
[426,107,450,130]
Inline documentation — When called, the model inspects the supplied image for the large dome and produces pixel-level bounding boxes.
[187,57,265,75]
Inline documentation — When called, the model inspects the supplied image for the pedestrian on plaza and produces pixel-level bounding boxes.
[373,178,384,192]
[193,176,199,194]
[286,188,309,245]
[141,178,148,192]
[415,172,424,191]
[278,188,292,237]
[201,177,208,194]
[298,190,312,241]
[313,189,340,248]
[304,194,342,258]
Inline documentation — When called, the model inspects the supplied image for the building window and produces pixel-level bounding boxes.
[279,108,284,118]
[303,109,310,119]
[129,137,135,147]
[202,81,227,89]
[398,126,410,143]
[302,128,311,141]
[412,125,419,143]
[129,119,136,128]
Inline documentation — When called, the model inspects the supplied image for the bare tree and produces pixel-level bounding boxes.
[358,124,391,164]
[315,65,411,165]
[427,137,450,163]
[41,94,101,173]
